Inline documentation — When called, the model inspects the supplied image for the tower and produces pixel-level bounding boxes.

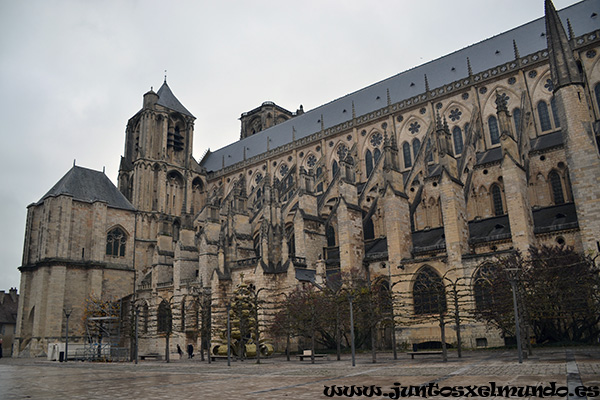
[118,80,197,215]
[545,0,600,254]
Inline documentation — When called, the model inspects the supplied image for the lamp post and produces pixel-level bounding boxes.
[506,268,523,364]
[63,309,72,362]
[134,306,139,364]
[226,302,231,367]
[348,294,356,367]
[253,287,265,364]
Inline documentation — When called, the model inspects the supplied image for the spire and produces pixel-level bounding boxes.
[544,0,583,91]
[566,18,574,41]
[512,40,520,60]
[156,81,195,117]
[435,110,444,131]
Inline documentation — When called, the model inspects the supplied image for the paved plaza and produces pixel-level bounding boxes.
[1,347,599,399]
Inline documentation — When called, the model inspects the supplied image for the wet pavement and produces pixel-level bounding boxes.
[1,347,599,399]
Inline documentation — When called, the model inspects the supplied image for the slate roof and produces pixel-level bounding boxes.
[0,290,18,325]
[469,215,512,244]
[38,166,135,211]
[200,0,599,172]
[530,130,564,151]
[156,82,194,118]
[412,227,446,253]
[532,202,578,233]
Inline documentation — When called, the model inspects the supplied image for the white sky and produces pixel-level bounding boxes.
[0,0,580,291]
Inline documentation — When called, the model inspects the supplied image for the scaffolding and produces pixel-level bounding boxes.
[80,316,128,362]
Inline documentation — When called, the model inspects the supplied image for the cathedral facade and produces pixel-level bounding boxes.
[13,0,600,357]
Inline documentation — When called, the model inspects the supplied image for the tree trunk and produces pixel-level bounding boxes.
[440,316,447,362]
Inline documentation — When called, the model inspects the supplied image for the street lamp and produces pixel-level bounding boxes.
[63,309,72,362]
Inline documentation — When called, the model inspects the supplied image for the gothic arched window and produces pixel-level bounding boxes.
[106,227,126,257]
[550,97,561,128]
[141,303,149,334]
[595,83,600,113]
[452,126,463,155]
[181,300,186,332]
[549,171,565,205]
[365,149,374,177]
[537,101,552,132]
[326,225,336,247]
[374,148,381,164]
[491,184,504,216]
[426,138,433,162]
[513,108,522,136]
[473,266,494,312]
[157,300,172,334]
[412,138,421,159]
[332,160,339,177]
[488,116,500,145]
[316,167,323,193]
[363,212,375,240]
[413,266,446,315]
[403,142,412,168]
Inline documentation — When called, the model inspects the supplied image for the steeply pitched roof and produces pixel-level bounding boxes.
[38,166,135,211]
[201,0,599,172]
[156,81,194,118]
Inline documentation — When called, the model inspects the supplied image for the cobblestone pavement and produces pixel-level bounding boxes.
[0,347,599,399]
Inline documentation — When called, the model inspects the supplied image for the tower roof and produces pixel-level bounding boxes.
[544,0,584,90]
[37,166,135,211]
[156,81,194,118]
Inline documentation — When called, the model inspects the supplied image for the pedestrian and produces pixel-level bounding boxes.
[0,338,3,359]
[177,344,183,359]
[187,343,194,359]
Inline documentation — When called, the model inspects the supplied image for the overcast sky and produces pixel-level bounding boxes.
[0,0,580,291]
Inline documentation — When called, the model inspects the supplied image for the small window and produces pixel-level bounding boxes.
[326,225,336,247]
[537,101,552,132]
[106,228,126,257]
[549,171,565,204]
[491,185,504,216]
[488,116,500,145]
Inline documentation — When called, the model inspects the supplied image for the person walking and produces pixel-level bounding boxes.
[187,343,194,359]
[177,344,183,359]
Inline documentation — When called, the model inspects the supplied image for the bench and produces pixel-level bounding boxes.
[297,350,327,361]
[210,355,235,361]
[407,351,443,359]
[139,353,161,361]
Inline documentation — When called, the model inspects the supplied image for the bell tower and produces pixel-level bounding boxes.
[118,80,197,214]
